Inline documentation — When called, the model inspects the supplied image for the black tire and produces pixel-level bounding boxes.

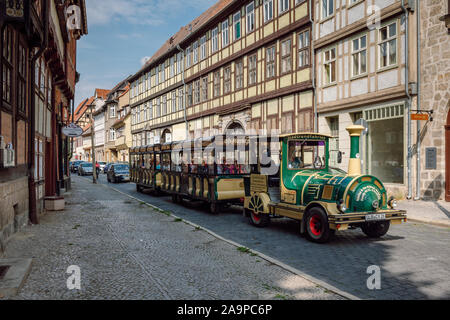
[171,194,178,203]
[247,208,270,228]
[304,207,334,243]
[361,221,390,238]
[209,202,220,214]
[136,184,143,193]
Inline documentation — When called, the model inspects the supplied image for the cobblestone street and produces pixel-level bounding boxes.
[91,175,450,300]
[1,176,340,300]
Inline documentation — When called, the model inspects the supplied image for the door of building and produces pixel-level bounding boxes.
[445,110,450,202]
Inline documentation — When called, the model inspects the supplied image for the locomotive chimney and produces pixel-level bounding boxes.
[346,125,365,176]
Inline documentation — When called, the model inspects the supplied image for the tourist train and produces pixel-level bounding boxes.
[129,126,407,243]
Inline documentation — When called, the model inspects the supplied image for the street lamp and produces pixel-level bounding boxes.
[90,103,97,184]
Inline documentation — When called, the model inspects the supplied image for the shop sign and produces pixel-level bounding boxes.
[62,123,83,137]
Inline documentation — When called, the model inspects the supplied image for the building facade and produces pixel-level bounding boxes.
[112,85,131,162]
[104,81,128,163]
[0,0,87,252]
[129,0,315,147]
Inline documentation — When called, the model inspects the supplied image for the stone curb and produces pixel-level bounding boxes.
[81,177,358,300]
[407,218,450,229]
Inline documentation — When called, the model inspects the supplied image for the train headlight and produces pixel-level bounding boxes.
[388,197,397,209]
[337,200,347,213]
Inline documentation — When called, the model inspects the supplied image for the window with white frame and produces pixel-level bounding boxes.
[160,64,165,82]
[266,46,276,78]
[137,105,141,123]
[246,3,255,33]
[177,52,183,74]
[170,56,175,77]
[110,105,116,118]
[296,0,306,4]
[201,76,208,101]
[214,71,221,97]
[155,68,159,85]
[193,41,198,64]
[279,0,289,14]
[187,83,193,106]
[224,66,231,94]
[233,12,241,41]
[264,0,273,22]
[235,60,243,90]
[147,72,151,89]
[281,38,292,74]
[298,30,310,68]
[110,128,116,141]
[172,91,177,112]
[323,47,336,84]
[211,27,219,52]
[222,20,229,47]
[149,101,153,119]
[143,103,147,121]
[186,46,192,67]
[162,96,167,115]
[352,34,367,76]
[378,22,397,69]
[248,54,257,85]
[322,0,334,19]
[178,88,184,110]
[194,79,200,104]
[200,36,207,60]
[156,97,161,117]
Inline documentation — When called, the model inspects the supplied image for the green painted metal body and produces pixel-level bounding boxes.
[280,135,389,213]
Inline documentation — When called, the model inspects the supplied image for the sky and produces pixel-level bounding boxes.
[74,0,216,108]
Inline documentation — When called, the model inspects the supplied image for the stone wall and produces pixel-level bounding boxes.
[418,0,450,200]
[0,176,29,253]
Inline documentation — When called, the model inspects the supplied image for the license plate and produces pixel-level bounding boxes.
[366,213,386,221]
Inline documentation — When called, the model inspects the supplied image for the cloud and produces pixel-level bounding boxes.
[86,0,215,27]
[140,56,151,66]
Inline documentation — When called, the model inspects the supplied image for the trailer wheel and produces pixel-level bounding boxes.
[248,195,270,227]
[209,202,220,214]
[361,221,390,238]
[136,184,143,193]
[248,209,270,227]
[305,207,334,243]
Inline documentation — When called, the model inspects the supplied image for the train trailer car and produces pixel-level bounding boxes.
[243,125,407,243]
[130,144,163,194]
[160,135,250,213]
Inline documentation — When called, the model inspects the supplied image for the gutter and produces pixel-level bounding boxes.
[414,0,421,200]
[309,0,317,132]
[401,0,412,200]
[177,45,189,139]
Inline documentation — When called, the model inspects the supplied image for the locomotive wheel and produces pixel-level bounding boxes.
[305,207,334,243]
[248,195,270,227]
[361,221,390,238]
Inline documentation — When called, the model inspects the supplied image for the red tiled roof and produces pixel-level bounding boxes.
[74,96,95,122]
[95,89,110,99]
[131,0,235,80]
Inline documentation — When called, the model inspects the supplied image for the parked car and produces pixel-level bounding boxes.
[78,162,94,176]
[71,160,85,173]
[107,163,130,183]
[103,162,114,174]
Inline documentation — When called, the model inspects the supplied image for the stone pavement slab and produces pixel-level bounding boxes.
[397,200,450,227]
[0,258,33,297]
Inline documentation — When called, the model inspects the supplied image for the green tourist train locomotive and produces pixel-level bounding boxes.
[243,125,407,243]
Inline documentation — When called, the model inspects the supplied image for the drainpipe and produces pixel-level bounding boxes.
[415,0,421,200]
[177,45,188,140]
[309,0,317,132]
[401,0,412,200]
